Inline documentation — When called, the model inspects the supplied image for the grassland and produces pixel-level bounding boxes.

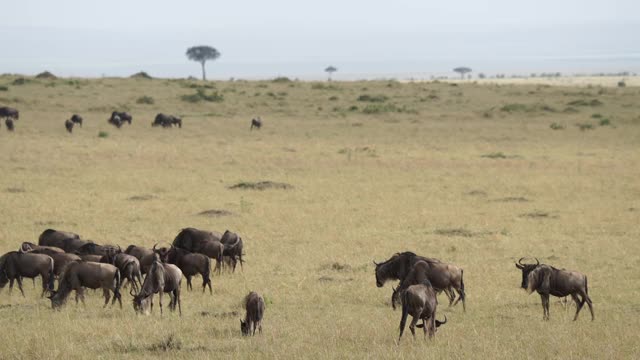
[0,75,639,359]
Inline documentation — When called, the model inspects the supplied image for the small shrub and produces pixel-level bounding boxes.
[272,76,292,83]
[567,99,603,107]
[98,131,109,138]
[136,96,154,104]
[329,96,338,101]
[599,118,611,126]
[576,123,594,131]
[12,78,30,85]
[550,123,565,130]
[348,105,358,111]
[0,85,8,91]
[618,80,626,87]
[35,71,57,79]
[357,94,388,102]
[481,152,508,159]
[181,89,224,103]
[591,113,603,119]
[130,71,152,79]
[500,103,528,112]
[563,107,579,113]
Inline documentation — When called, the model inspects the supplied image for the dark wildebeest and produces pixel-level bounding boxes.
[398,280,447,342]
[0,106,19,120]
[132,253,182,316]
[0,250,54,297]
[70,114,83,127]
[124,244,154,274]
[393,259,466,311]
[250,117,262,131]
[75,242,119,257]
[19,243,77,278]
[78,254,103,263]
[111,111,132,125]
[20,242,64,255]
[38,229,88,253]
[108,114,122,128]
[220,230,244,272]
[516,258,594,321]
[100,252,143,293]
[152,113,181,128]
[5,118,14,131]
[65,119,74,133]
[173,228,224,274]
[164,246,212,293]
[374,252,462,309]
[241,291,265,336]
[48,260,122,309]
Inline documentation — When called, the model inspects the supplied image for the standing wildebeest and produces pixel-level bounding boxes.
[70,114,83,127]
[20,242,64,255]
[394,259,466,311]
[516,258,594,321]
[220,230,244,272]
[65,119,74,133]
[124,244,154,274]
[173,228,224,273]
[152,113,181,128]
[100,252,143,293]
[111,111,132,125]
[5,118,14,131]
[250,117,262,130]
[38,229,88,253]
[0,251,54,297]
[398,280,447,342]
[132,254,182,315]
[75,242,119,257]
[108,114,122,128]
[374,252,462,309]
[19,243,78,278]
[164,246,212,293]
[0,106,19,120]
[48,260,122,309]
[241,291,265,336]
[78,254,103,263]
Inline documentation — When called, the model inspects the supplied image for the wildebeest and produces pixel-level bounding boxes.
[108,114,122,128]
[152,113,182,128]
[124,244,155,274]
[5,118,14,131]
[77,254,103,263]
[250,117,262,130]
[220,230,244,272]
[38,229,88,253]
[0,250,54,297]
[19,243,77,277]
[398,280,447,341]
[48,260,122,309]
[241,291,265,336]
[0,106,19,120]
[111,111,132,125]
[20,242,64,255]
[75,242,119,257]
[65,119,74,133]
[394,259,466,311]
[516,258,594,321]
[132,253,182,315]
[173,228,224,273]
[70,114,83,127]
[164,246,212,293]
[100,252,143,293]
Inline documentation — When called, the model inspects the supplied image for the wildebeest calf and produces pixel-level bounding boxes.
[241,291,265,336]
[250,117,262,130]
[398,280,447,341]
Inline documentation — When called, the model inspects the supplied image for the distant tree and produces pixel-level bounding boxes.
[478,73,486,79]
[186,46,221,81]
[325,66,337,81]
[453,67,472,80]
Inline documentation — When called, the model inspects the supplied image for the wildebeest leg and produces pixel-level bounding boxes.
[158,292,163,315]
[258,320,262,334]
[186,276,192,291]
[175,288,182,316]
[9,278,14,294]
[422,318,428,339]
[78,289,86,306]
[103,288,111,307]
[572,293,585,321]
[585,294,594,321]
[16,277,25,297]
[541,294,550,320]
[409,316,418,339]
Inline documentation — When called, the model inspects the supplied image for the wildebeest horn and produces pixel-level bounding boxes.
[152,243,158,251]
[534,257,540,266]
[19,245,26,253]
[130,288,136,297]
[436,315,447,327]
[373,260,378,266]
[517,257,527,265]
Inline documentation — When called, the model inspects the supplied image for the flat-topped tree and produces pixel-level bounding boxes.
[325,66,337,81]
[186,46,221,81]
[453,67,472,80]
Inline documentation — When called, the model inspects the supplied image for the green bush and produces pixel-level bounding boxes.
[576,123,594,131]
[357,94,388,102]
[599,118,611,126]
[181,89,224,103]
[549,123,565,130]
[98,131,109,138]
[136,96,155,104]
[272,76,292,83]
[0,85,8,91]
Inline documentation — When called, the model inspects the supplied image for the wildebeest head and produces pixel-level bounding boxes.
[152,244,169,262]
[515,257,540,289]
[240,319,250,336]
[373,253,406,287]
[131,289,152,315]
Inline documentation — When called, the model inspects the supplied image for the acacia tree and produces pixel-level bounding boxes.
[325,66,337,81]
[453,67,472,80]
[186,46,221,81]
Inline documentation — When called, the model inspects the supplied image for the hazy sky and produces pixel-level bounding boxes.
[1,0,639,78]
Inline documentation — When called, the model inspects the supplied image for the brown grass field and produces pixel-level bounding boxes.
[0,75,639,359]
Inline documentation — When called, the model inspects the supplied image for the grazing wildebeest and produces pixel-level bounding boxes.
[100,252,143,293]
[398,280,447,342]
[0,106,19,120]
[220,230,244,272]
[70,114,83,127]
[374,252,461,309]
[5,118,14,131]
[164,246,212,293]
[108,114,122,128]
[516,258,594,321]
[250,117,262,130]
[173,228,224,273]
[65,119,74,133]
[20,242,64,255]
[38,229,88,253]
[111,111,132,125]
[132,254,182,316]
[152,113,181,128]
[0,251,54,297]
[241,291,265,336]
[394,259,466,311]
[48,260,122,309]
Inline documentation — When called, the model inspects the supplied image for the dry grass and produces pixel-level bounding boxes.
[0,75,639,359]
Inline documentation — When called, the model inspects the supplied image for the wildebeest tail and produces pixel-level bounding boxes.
[460,269,466,301]
[48,258,55,291]
[114,269,122,299]
[399,290,410,333]
[584,276,588,296]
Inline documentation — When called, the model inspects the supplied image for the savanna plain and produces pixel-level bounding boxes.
[0,75,639,359]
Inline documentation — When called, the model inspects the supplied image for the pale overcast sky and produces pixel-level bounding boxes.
[1,0,638,78]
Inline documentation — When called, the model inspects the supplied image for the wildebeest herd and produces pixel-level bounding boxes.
[0,227,263,336]
[0,106,265,133]
[373,251,594,341]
